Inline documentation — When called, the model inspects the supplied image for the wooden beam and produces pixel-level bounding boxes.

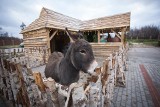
[49,30,58,41]
[98,30,100,43]
[121,28,127,44]
[111,29,121,40]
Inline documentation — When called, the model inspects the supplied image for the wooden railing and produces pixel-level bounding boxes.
[0,43,129,107]
[0,47,48,68]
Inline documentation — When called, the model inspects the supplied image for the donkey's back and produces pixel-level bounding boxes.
[45,52,64,82]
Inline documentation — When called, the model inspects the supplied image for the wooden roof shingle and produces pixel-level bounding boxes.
[80,12,130,31]
[21,7,130,33]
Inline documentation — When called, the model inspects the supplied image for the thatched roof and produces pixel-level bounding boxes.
[21,7,130,33]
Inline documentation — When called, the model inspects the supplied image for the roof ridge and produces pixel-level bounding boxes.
[43,8,48,28]
[42,7,82,22]
[83,12,131,22]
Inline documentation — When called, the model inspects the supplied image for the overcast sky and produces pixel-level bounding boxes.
[0,0,160,38]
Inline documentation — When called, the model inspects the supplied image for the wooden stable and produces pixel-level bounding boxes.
[21,7,130,62]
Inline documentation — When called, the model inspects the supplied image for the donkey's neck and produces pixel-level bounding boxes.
[58,44,80,85]
[59,58,80,85]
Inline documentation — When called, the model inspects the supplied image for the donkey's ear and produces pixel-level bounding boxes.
[78,30,84,39]
[65,28,75,43]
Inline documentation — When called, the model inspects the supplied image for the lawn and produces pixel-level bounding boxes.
[127,39,160,47]
[0,45,20,49]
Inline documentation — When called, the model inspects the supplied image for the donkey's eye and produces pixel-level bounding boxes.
[80,50,86,54]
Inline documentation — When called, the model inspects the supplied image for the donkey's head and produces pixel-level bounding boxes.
[65,28,98,74]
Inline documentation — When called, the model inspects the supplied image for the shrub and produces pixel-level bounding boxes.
[158,40,160,46]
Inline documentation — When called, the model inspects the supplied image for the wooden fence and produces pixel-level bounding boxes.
[0,43,129,107]
[0,47,48,68]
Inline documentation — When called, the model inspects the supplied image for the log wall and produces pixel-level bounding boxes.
[22,28,50,66]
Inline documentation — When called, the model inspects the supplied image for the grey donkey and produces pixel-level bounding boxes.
[45,28,98,85]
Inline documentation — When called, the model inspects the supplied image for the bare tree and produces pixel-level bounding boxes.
[127,25,160,40]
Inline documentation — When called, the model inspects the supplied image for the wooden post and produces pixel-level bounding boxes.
[116,52,126,87]
[114,52,118,85]
[95,67,101,75]
[9,72,18,106]
[65,83,83,107]
[15,63,30,107]
[109,54,113,70]
[102,59,109,87]
[44,78,60,107]
[2,61,14,102]
[47,29,51,56]
[13,49,16,56]
[33,72,46,92]
[72,86,87,107]
[43,47,46,64]
[98,30,100,43]
[87,81,100,106]
[47,29,57,56]
[0,58,7,100]
[45,89,55,107]
[22,48,23,52]
[121,28,126,44]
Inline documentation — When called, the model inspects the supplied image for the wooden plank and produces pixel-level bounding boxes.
[24,41,47,45]
[23,36,47,41]
[33,72,46,92]
[49,30,58,41]
[90,42,123,47]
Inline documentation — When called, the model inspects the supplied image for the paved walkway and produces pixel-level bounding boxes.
[111,47,160,107]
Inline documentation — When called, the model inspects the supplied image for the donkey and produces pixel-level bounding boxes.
[45,28,98,86]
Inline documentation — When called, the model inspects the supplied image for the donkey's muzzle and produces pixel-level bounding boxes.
[87,60,98,74]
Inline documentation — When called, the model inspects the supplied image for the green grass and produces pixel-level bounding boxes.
[127,39,160,47]
[0,45,20,49]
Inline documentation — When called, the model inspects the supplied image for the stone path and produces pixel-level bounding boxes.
[111,47,160,107]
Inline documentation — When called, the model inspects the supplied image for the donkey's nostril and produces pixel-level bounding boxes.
[87,60,98,74]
